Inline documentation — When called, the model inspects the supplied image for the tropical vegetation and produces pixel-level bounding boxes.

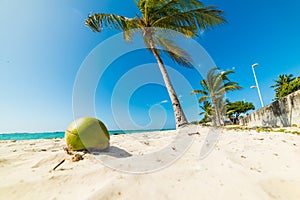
[226,100,255,124]
[85,0,225,128]
[191,67,242,126]
[271,74,300,100]
[198,101,213,123]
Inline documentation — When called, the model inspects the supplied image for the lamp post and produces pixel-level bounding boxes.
[251,63,264,108]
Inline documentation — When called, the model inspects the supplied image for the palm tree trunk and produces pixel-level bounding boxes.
[218,110,224,126]
[212,97,221,127]
[148,40,188,129]
[217,103,224,126]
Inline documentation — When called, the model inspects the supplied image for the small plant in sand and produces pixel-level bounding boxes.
[284,130,300,135]
[274,128,286,133]
[255,127,263,133]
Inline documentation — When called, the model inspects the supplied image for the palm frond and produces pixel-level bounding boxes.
[149,0,204,26]
[215,84,242,95]
[153,0,204,13]
[210,68,232,90]
[85,14,140,41]
[224,81,241,87]
[220,69,234,76]
[191,89,208,95]
[212,73,225,91]
[200,79,209,91]
[155,34,193,67]
[199,111,206,116]
[86,14,126,32]
[153,6,225,35]
[153,22,198,37]
[198,96,210,103]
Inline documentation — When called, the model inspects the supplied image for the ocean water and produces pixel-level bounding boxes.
[0,129,174,140]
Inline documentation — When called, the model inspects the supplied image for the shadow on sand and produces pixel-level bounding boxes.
[89,146,132,158]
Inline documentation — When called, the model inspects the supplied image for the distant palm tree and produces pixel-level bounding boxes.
[191,68,241,126]
[271,74,294,100]
[85,0,225,128]
[199,101,213,122]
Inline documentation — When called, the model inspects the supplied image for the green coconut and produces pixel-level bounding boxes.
[65,117,110,151]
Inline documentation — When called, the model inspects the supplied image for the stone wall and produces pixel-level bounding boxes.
[240,90,300,127]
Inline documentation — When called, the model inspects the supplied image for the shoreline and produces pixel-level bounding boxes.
[0,128,176,141]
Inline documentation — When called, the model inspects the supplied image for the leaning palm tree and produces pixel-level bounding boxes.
[85,0,225,128]
[191,68,241,126]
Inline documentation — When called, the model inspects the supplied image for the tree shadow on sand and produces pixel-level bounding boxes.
[89,146,132,158]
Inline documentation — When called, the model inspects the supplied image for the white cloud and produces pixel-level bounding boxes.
[160,100,168,104]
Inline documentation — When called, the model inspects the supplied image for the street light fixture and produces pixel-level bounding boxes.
[251,63,264,108]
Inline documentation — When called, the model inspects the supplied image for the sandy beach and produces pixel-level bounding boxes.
[1,125,300,200]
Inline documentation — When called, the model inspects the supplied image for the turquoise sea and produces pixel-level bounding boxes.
[0,129,174,140]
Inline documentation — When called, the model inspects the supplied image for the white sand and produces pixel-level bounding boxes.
[1,125,300,200]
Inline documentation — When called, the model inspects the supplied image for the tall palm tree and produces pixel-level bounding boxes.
[271,74,294,100]
[191,68,241,126]
[85,0,225,128]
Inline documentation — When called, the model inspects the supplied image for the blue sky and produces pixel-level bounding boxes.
[0,0,299,132]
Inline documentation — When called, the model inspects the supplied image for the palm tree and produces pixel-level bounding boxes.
[199,101,213,123]
[85,0,225,128]
[271,74,294,100]
[191,68,241,126]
